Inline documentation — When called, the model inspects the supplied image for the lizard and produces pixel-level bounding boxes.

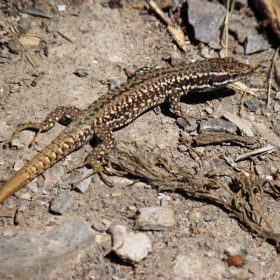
[0,57,253,204]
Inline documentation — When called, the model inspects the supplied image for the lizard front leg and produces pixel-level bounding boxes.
[168,88,192,124]
[5,106,82,147]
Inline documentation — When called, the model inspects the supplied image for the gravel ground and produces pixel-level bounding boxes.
[1,1,280,279]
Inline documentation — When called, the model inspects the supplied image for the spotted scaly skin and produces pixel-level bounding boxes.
[0,57,253,203]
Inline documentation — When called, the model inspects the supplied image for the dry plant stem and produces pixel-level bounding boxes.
[148,0,172,26]
[0,20,37,66]
[235,145,276,162]
[57,30,74,44]
[148,0,187,52]
[267,47,279,107]
[224,0,231,56]
[227,82,256,96]
[105,142,280,251]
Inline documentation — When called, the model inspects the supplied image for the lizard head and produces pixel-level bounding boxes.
[209,57,253,87]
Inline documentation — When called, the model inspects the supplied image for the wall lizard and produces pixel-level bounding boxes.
[0,57,253,203]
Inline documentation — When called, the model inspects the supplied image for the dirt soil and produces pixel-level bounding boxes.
[1,1,280,279]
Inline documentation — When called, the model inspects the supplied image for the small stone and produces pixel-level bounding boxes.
[10,138,25,150]
[274,103,280,112]
[245,33,269,55]
[178,144,188,152]
[13,159,26,171]
[0,219,98,278]
[68,169,85,184]
[199,118,237,134]
[193,147,204,155]
[188,211,202,223]
[46,25,55,33]
[185,0,226,43]
[244,99,259,112]
[157,193,171,201]
[74,176,91,193]
[29,200,45,208]
[111,192,122,197]
[234,44,244,55]
[20,193,32,200]
[229,21,252,44]
[261,104,270,116]
[74,69,89,78]
[259,92,268,100]
[57,4,66,12]
[227,255,245,267]
[223,112,254,137]
[222,270,234,279]
[135,207,176,231]
[92,220,111,232]
[180,131,192,142]
[204,215,213,222]
[50,190,75,215]
[176,117,197,132]
[110,225,152,263]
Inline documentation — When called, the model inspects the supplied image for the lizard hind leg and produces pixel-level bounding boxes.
[69,124,115,187]
[4,106,82,147]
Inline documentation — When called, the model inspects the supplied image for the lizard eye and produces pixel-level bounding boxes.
[208,79,213,86]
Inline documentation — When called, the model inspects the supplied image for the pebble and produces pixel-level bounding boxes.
[227,255,245,267]
[74,176,92,193]
[92,219,111,232]
[74,69,89,78]
[134,207,176,231]
[274,103,280,112]
[261,104,269,116]
[178,144,188,152]
[110,225,152,263]
[0,219,98,278]
[199,118,237,134]
[244,99,260,112]
[204,215,213,222]
[10,138,25,150]
[188,211,202,223]
[46,25,55,33]
[222,270,233,279]
[245,34,268,55]
[176,117,197,132]
[19,193,32,200]
[42,165,64,187]
[68,169,85,184]
[185,0,226,43]
[223,112,254,137]
[50,190,75,215]
[180,131,192,142]
[229,21,253,44]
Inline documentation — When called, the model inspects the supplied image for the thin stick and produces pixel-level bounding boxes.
[148,0,172,26]
[224,0,230,56]
[235,145,277,162]
[267,47,279,108]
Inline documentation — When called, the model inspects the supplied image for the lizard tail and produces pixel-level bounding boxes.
[0,137,76,204]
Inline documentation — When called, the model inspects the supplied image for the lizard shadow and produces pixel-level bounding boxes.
[161,88,236,118]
